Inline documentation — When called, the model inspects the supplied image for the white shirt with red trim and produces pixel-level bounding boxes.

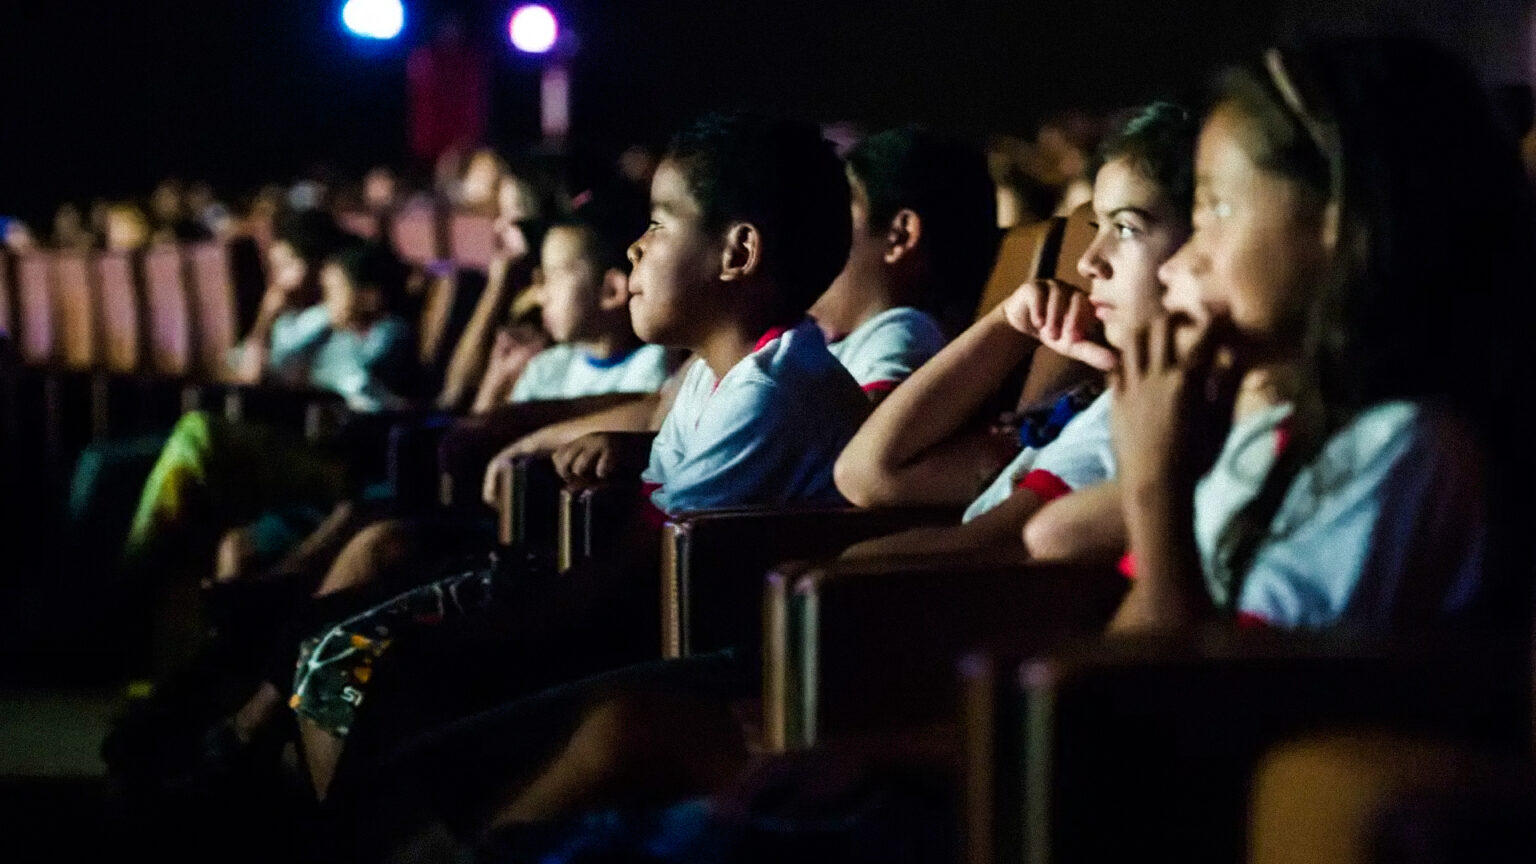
[1195,400,1486,628]
[961,391,1116,523]
[641,320,870,516]
[509,343,672,403]
[826,306,947,396]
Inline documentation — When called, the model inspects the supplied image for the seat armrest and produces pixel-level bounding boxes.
[491,454,561,549]
[765,551,1124,752]
[661,505,960,659]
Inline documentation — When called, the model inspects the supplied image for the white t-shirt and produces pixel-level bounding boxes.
[259,305,416,412]
[827,306,947,394]
[509,343,672,403]
[1195,400,1486,628]
[961,391,1117,523]
[642,320,869,516]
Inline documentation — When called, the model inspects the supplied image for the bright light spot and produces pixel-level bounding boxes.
[509,4,558,54]
[342,0,405,40]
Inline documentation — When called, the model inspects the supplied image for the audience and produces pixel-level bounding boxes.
[3,29,1532,864]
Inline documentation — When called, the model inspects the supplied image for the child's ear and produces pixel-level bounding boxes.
[719,222,761,282]
[597,268,629,311]
[883,209,923,265]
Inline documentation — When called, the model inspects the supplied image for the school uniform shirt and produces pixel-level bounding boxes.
[509,343,672,403]
[642,319,869,516]
[1194,400,1485,629]
[265,305,416,412]
[961,391,1116,523]
[826,306,948,396]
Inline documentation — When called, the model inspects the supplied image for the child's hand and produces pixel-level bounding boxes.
[486,325,547,379]
[1110,312,1241,497]
[1001,279,1118,371]
[551,432,653,486]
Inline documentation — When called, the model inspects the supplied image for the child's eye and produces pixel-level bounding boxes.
[1114,223,1138,240]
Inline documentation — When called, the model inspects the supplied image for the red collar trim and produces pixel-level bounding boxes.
[754,325,791,353]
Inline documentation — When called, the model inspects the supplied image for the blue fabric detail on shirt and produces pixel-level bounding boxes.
[1018,381,1104,449]
[581,346,641,370]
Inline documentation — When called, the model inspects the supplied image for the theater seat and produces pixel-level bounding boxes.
[963,628,1529,864]
[763,551,1124,753]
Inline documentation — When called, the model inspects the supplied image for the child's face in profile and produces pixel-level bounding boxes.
[1158,103,1330,360]
[626,159,724,346]
[537,226,603,343]
[1075,156,1188,350]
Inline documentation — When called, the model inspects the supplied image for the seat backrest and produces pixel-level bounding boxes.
[52,250,98,370]
[142,243,193,377]
[1005,631,1529,864]
[14,253,54,365]
[391,204,441,266]
[337,210,380,241]
[1014,203,1100,411]
[448,212,498,274]
[974,218,1062,321]
[95,251,142,373]
[184,241,238,381]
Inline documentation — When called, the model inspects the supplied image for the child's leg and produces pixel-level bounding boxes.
[123,410,348,571]
[491,688,748,828]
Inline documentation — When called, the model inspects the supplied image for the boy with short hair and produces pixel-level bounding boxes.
[811,126,997,399]
[287,113,868,798]
[487,208,672,407]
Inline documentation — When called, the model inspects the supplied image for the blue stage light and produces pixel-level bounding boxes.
[508,4,558,54]
[342,0,406,41]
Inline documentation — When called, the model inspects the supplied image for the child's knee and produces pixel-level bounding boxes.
[316,519,415,596]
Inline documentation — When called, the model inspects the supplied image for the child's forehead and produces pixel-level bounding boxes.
[650,159,702,215]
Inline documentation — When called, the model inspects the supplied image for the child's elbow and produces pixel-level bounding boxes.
[834,446,888,509]
[1021,503,1072,562]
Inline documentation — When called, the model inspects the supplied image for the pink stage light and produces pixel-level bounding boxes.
[508,5,558,54]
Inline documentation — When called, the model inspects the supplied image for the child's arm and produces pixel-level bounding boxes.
[1108,315,1231,632]
[480,396,660,505]
[839,485,1048,559]
[835,280,1107,509]
[438,259,520,411]
[1022,480,1127,566]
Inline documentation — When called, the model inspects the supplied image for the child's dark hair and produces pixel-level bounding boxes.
[548,192,649,275]
[846,126,997,331]
[1209,38,1536,625]
[1093,102,1199,225]
[665,112,851,320]
[329,239,411,315]
[274,209,349,267]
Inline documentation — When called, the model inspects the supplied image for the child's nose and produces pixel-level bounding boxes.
[626,238,643,266]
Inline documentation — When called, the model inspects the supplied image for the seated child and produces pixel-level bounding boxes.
[217,113,866,802]
[809,126,996,399]
[1109,38,1534,632]
[835,102,1197,564]
[119,239,418,672]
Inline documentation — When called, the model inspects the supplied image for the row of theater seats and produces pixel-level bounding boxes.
[335,204,501,273]
[462,206,1535,863]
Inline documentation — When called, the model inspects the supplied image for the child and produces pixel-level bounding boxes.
[500,211,672,404]
[809,126,995,399]
[834,103,1197,564]
[120,240,419,673]
[1110,38,1534,631]
[241,113,864,801]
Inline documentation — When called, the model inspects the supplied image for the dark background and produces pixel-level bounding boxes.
[0,0,1526,225]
